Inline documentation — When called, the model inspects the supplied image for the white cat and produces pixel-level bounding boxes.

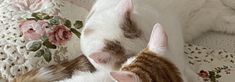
[80,0,235,81]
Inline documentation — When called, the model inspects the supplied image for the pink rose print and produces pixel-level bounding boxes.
[19,20,48,40]
[198,70,209,79]
[11,0,49,12]
[48,25,72,45]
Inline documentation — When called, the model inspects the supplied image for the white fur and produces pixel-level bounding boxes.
[80,0,235,82]
[58,70,114,82]
[81,0,192,82]
[22,67,67,82]
[121,56,136,69]
[182,0,235,41]
[37,68,55,80]
[81,0,147,70]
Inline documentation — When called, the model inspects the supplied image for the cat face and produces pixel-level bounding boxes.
[80,0,141,70]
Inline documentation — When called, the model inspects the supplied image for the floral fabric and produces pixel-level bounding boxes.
[0,0,85,80]
[185,44,235,82]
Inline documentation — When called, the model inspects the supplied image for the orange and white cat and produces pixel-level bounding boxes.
[110,23,183,82]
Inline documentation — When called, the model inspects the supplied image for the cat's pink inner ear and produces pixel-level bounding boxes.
[116,0,133,16]
[110,71,137,82]
[148,23,168,54]
[89,52,111,64]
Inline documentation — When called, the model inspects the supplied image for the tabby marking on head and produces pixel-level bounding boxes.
[120,11,142,39]
[103,40,127,68]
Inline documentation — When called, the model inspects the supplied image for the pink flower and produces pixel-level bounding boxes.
[19,20,48,40]
[48,25,72,45]
[198,70,209,79]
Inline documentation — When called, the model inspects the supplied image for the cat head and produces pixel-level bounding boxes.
[80,0,141,70]
[110,23,168,82]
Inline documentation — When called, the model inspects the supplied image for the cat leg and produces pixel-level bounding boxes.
[183,22,211,42]
[183,27,206,42]
[183,12,215,42]
[183,4,222,42]
[213,15,235,34]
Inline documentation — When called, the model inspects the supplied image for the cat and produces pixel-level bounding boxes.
[80,0,209,81]
[59,23,185,82]
[81,0,235,81]
[12,55,96,82]
[110,23,183,82]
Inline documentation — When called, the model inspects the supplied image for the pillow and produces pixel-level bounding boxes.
[0,0,91,80]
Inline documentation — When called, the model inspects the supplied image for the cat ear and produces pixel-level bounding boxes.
[89,52,111,64]
[110,71,138,82]
[148,23,168,54]
[116,0,133,16]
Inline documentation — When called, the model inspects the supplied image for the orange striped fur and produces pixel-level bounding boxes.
[121,49,183,82]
